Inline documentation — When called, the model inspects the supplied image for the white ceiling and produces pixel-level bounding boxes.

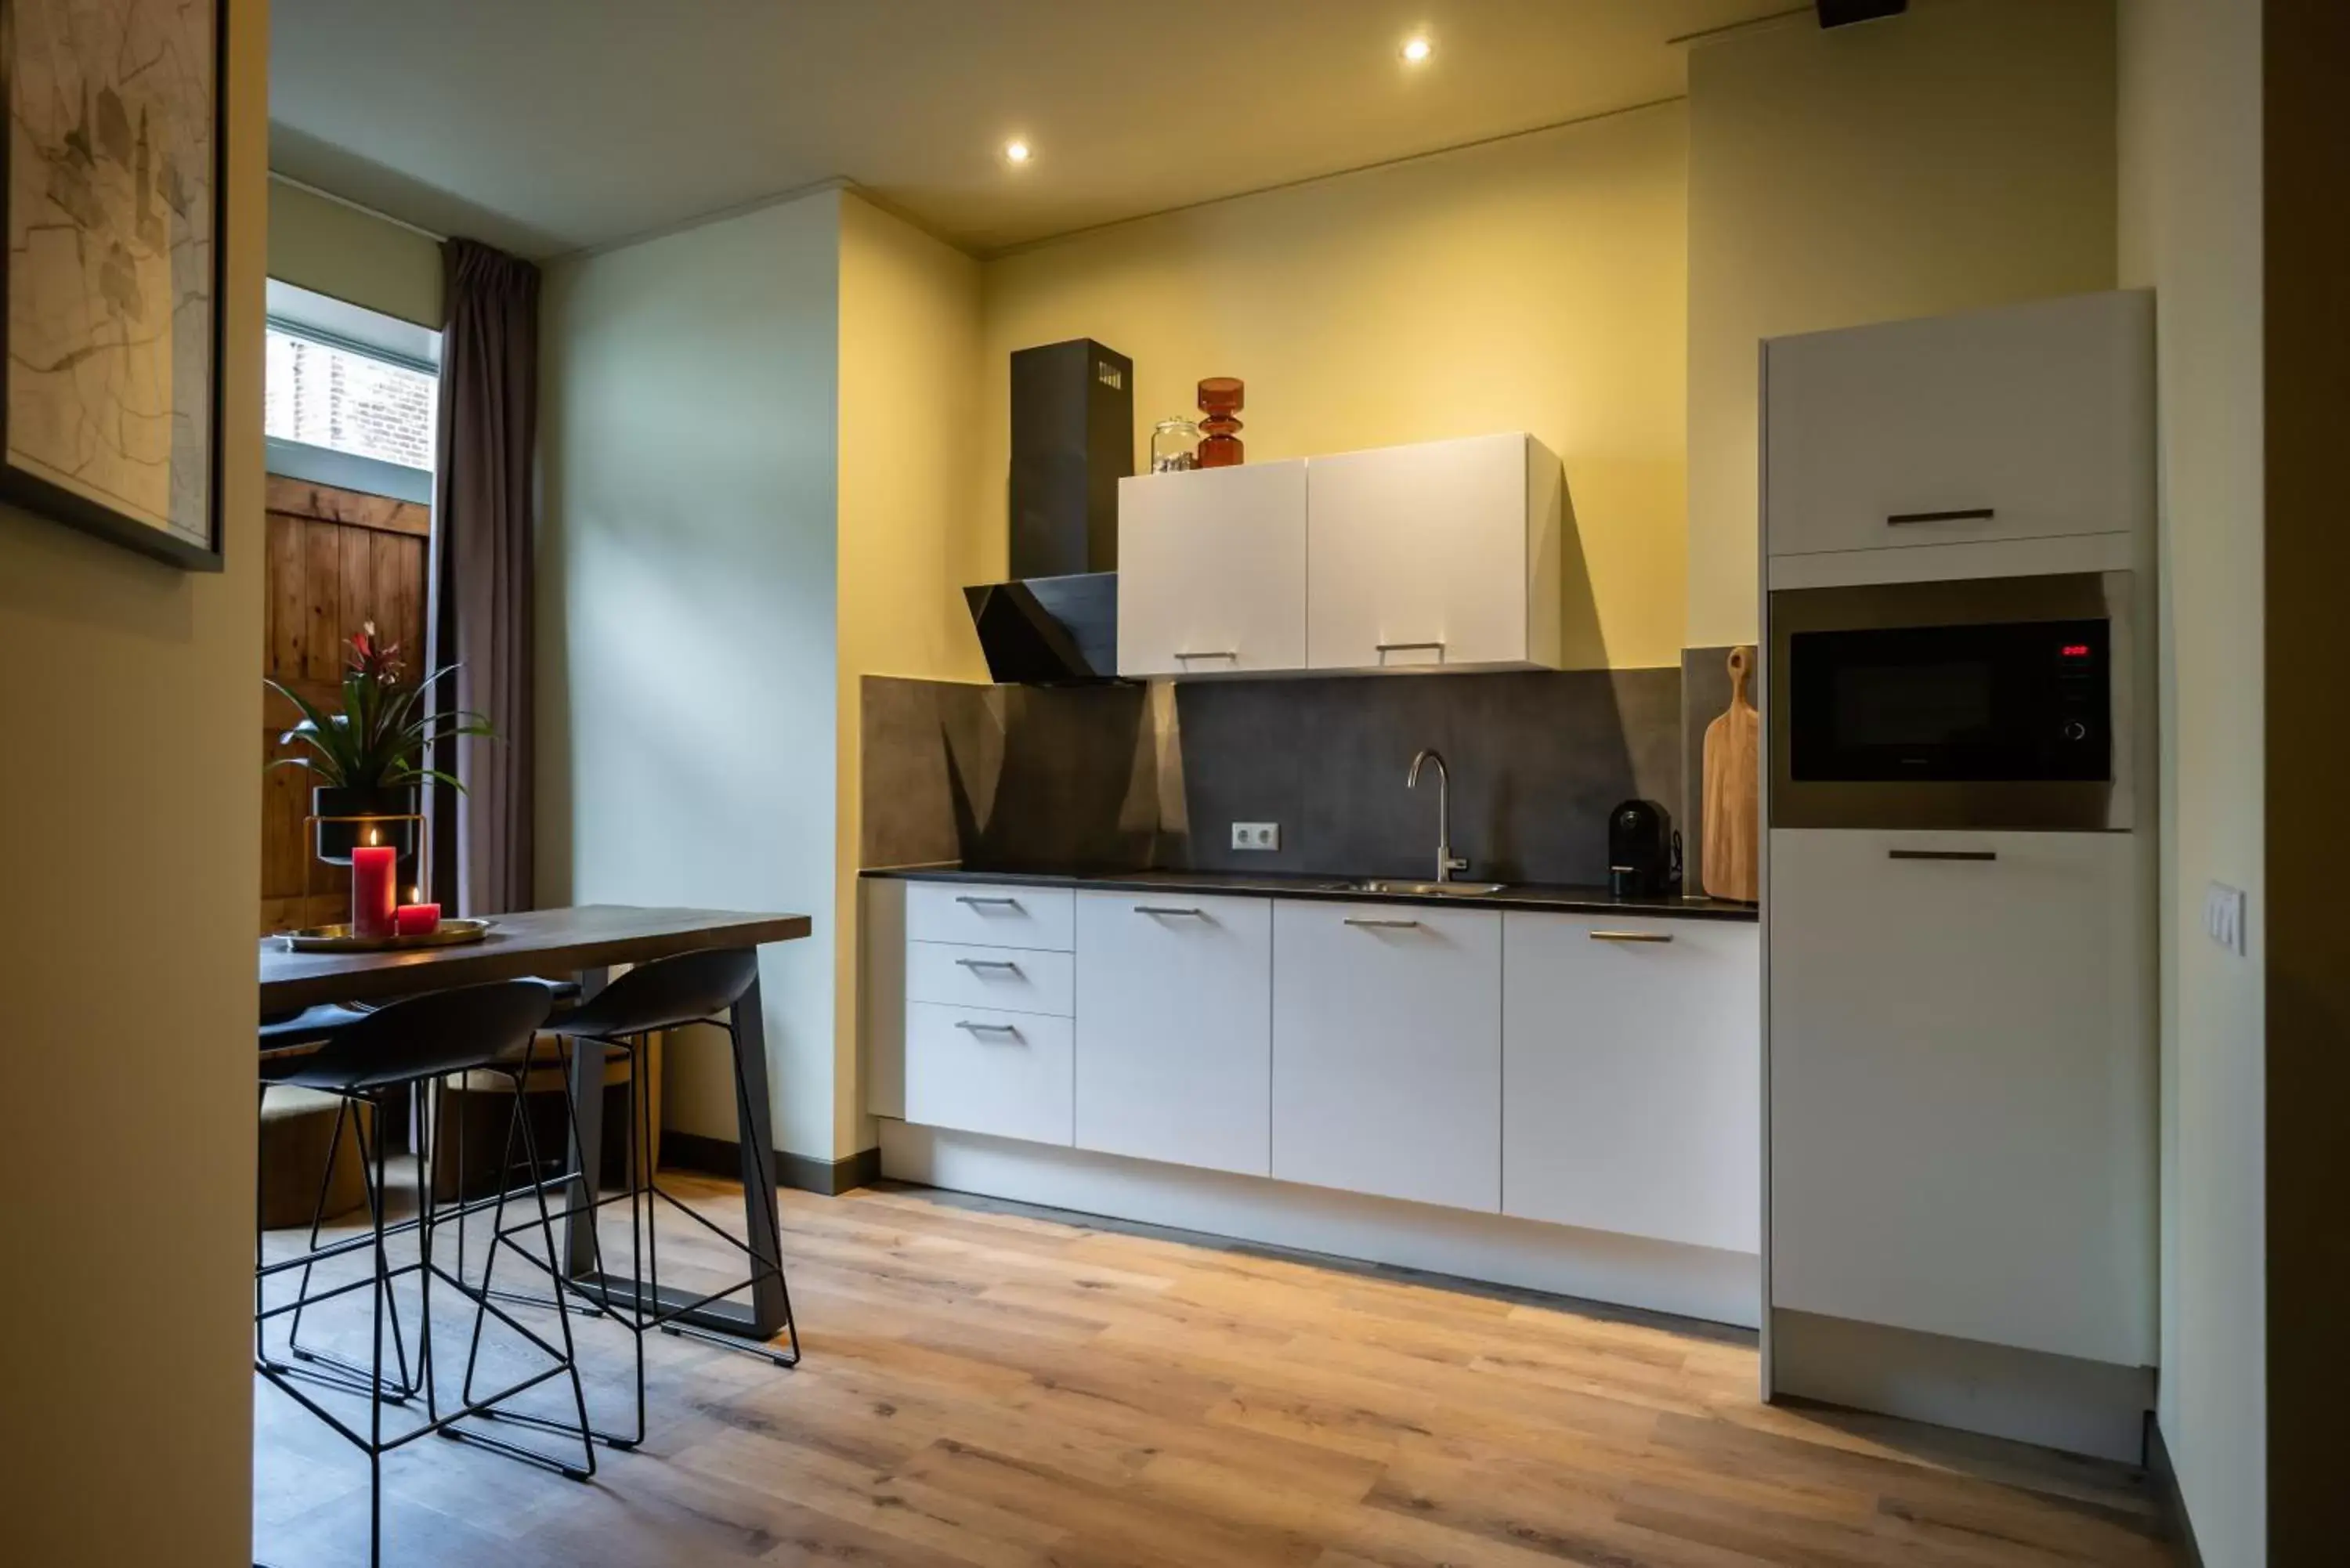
[269,1,1802,258]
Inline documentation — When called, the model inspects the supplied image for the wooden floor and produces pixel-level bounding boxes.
[255,1172,2177,1566]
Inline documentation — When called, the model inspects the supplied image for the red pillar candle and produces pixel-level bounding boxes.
[351,845,398,939]
[395,901,442,938]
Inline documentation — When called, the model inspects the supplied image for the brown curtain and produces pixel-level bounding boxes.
[428,239,540,916]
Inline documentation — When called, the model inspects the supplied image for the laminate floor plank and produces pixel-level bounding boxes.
[252,1172,2177,1568]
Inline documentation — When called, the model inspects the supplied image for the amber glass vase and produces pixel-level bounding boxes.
[1195,378,1245,468]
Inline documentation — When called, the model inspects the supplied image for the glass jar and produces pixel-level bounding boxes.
[1150,417,1201,473]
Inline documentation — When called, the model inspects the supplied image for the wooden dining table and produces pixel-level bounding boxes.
[258,905,813,1342]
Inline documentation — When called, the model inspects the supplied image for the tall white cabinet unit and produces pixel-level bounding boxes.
[1761,291,2157,1463]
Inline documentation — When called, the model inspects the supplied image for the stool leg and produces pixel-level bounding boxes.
[512,1075,597,1479]
[368,1091,389,1568]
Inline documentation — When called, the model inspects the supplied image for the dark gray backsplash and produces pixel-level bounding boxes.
[862,667,1688,887]
[1171,670,1679,884]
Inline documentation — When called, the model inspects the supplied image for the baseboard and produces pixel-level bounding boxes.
[1769,1306,2155,1463]
[2146,1418,2207,1568]
[879,1119,1761,1329]
[661,1131,883,1197]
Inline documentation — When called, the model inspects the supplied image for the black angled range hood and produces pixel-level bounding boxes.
[966,338,1131,684]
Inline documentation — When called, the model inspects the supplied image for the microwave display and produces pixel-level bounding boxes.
[1789,619,2110,783]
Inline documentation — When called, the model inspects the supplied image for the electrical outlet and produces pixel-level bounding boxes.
[1231,822,1281,852]
[2203,881,2247,956]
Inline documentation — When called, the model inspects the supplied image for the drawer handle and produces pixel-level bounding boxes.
[1889,849,1998,862]
[1589,930,1673,943]
[1134,905,1207,918]
[954,895,1022,909]
[954,1021,1024,1039]
[1344,917,1422,930]
[1173,650,1238,662]
[955,958,1023,974]
[1375,640,1446,661]
[1885,508,1996,526]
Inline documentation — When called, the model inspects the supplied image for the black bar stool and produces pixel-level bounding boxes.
[489,947,797,1450]
[253,981,594,1568]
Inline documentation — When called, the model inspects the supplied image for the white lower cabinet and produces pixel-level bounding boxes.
[1768,829,2153,1365]
[1271,901,1502,1212]
[1074,892,1272,1176]
[1502,913,1759,1253]
[904,1002,1073,1147]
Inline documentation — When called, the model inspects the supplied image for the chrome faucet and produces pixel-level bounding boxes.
[1408,748,1471,883]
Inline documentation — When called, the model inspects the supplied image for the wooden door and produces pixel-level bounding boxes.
[260,476,431,934]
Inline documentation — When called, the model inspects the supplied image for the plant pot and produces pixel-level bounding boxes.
[313,785,420,867]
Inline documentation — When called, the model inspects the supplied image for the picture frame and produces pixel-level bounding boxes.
[0,0,228,570]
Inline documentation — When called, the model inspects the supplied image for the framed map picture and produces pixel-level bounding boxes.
[2,0,225,569]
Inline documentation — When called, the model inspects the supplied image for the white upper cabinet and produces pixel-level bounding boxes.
[1502,912,1759,1255]
[1117,460,1307,677]
[1764,291,2153,560]
[1307,432,1563,672]
[1271,901,1502,1212]
[1074,891,1273,1177]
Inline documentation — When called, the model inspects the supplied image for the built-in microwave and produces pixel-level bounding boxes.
[1767,572,2134,831]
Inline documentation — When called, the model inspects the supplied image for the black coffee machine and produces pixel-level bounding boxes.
[1607,798,1680,898]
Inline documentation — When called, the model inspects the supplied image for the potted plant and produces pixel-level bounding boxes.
[268,625,494,865]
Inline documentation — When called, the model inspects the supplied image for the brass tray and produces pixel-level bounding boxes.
[280,918,495,953]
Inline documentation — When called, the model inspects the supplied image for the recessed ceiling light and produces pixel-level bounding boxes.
[1003,139,1033,164]
[1401,35,1433,63]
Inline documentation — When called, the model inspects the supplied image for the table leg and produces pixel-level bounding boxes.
[560,967,609,1280]
[728,970,790,1337]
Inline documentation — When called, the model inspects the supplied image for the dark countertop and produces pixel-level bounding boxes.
[859,865,1756,923]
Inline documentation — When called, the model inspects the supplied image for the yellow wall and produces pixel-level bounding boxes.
[267,175,443,327]
[836,193,987,1152]
[1684,0,2118,646]
[981,103,1690,671]
[0,1,268,1560]
[2118,0,2265,1559]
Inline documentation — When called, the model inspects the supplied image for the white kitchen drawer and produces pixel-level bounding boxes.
[1768,828,2153,1364]
[903,1002,1073,1147]
[1502,912,1759,1253]
[1764,291,2153,559]
[904,882,1073,952]
[1271,900,1502,1212]
[1075,891,1273,1177]
[907,941,1075,1017]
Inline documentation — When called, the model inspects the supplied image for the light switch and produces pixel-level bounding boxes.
[2203,881,2247,956]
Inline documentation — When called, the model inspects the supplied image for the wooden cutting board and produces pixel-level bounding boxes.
[1701,645,1759,903]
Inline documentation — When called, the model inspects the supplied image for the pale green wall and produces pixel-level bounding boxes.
[0,1,269,1561]
[537,190,845,1158]
[2119,1,2266,1560]
[268,175,443,327]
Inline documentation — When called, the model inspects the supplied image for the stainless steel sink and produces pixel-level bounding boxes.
[1325,879,1509,898]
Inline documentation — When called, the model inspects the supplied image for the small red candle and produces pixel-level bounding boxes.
[395,901,442,938]
[351,844,397,939]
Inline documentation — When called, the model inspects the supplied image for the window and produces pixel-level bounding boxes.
[265,328,438,471]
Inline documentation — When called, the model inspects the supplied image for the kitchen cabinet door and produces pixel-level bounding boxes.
[1074,891,1272,1176]
[1117,461,1307,677]
[1271,901,1501,1212]
[904,1002,1073,1147]
[1305,433,1562,672]
[1768,828,2154,1365]
[1764,291,2153,559]
[1502,913,1759,1253]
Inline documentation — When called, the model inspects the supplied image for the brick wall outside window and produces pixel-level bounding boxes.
[265,328,438,472]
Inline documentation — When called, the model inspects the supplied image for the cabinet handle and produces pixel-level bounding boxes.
[1173,650,1238,662]
[1888,849,1998,862]
[1375,640,1446,661]
[955,958,1022,974]
[1133,905,1207,918]
[1588,930,1673,943]
[954,895,1022,909]
[1343,917,1422,930]
[954,1021,1023,1039]
[1885,508,1996,526]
